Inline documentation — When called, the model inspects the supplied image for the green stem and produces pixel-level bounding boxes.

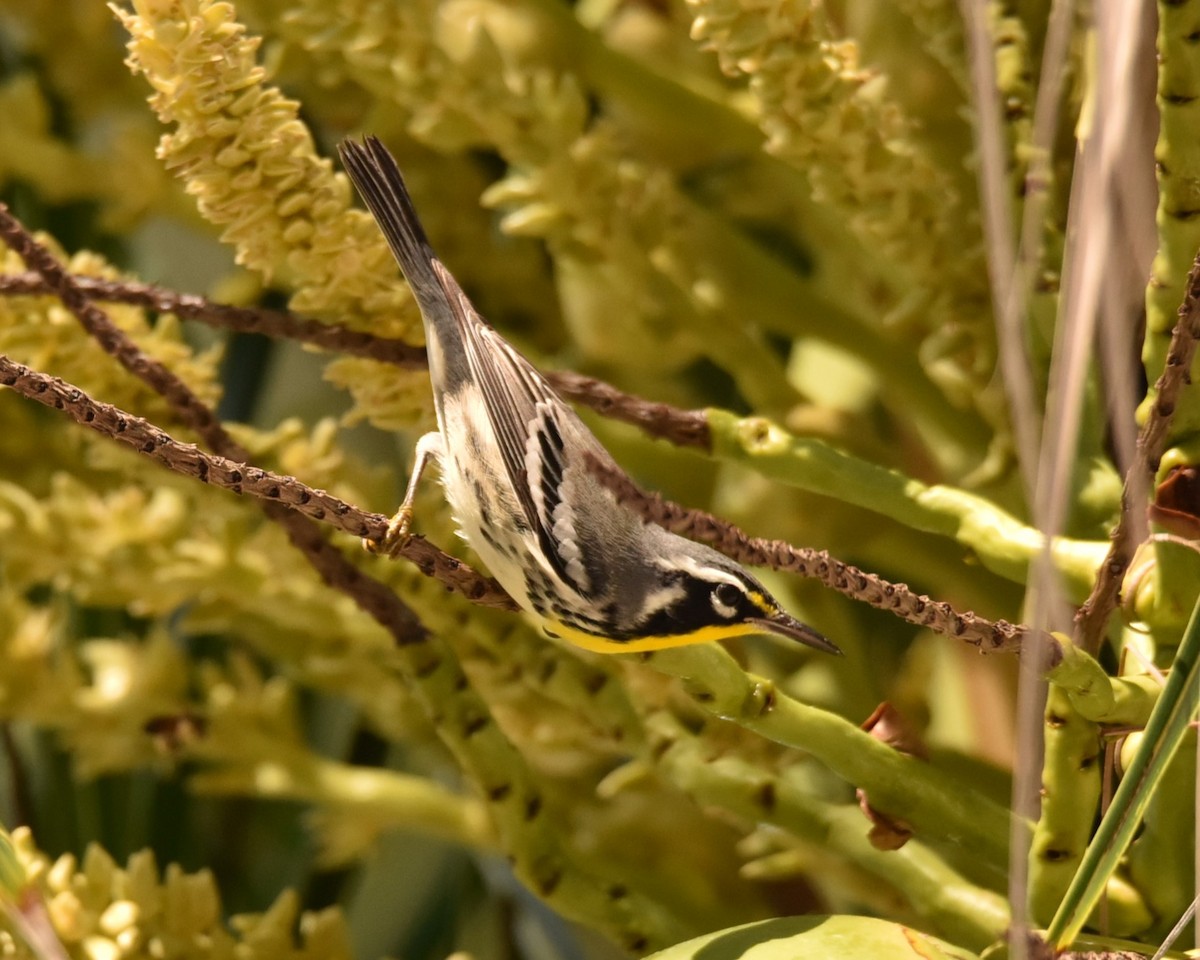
[1046,587,1200,948]
[648,711,1010,951]
[645,645,1014,879]
[1124,729,1197,939]
[392,635,692,952]
[1026,685,1102,927]
[1046,639,1161,726]
[707,410,1107,593]
[1142,0,1200,442]
[203,750,498,851]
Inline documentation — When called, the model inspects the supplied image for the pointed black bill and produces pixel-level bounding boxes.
[749,613,842,655]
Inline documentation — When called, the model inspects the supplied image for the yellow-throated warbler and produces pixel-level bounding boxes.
[340,137,839,656]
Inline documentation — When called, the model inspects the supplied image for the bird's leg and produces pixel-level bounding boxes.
[366,430,445,557]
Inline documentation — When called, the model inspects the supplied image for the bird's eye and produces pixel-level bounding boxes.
[711,583,741,617]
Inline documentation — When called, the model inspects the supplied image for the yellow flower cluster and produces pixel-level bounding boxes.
[0,0,171,230]
[115,0,442,426]
[1,829,352,960]
[685,0,1007,434]
[114,1,422,329]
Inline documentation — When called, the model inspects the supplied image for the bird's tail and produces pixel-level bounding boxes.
[338,136,444,311]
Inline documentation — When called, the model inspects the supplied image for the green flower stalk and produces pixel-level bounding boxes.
[1144,0,1200,439]
[182,662,498,860]
[647,645,1013,878]
[115,0,433,427]
[706,409,1107,593]
[685,0,996,438]
[1026,685,1102,928]
[646,709,1010,951]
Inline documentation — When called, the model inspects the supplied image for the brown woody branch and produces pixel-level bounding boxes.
[2,341,1034,653]
[0,220,1041,653]
[587,454,1055,662]
[0,272,710,448]
[546,371,709,449]
[0,203,501,646]
[0,271,427,367]
[0,353,516,610]
[1074,248,1200,653]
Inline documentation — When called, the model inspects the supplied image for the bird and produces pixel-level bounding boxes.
[338,136,840,656]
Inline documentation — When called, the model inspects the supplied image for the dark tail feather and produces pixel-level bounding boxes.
[338,136,441,299]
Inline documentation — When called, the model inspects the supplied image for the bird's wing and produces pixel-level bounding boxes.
[341,135,603,597]
[433,261,598,597]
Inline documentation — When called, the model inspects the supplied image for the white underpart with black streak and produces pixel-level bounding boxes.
[438,391,525,591]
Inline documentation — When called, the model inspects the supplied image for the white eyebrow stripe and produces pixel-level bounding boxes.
[654,553,746,588]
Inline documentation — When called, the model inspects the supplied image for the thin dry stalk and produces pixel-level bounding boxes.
[0,271,428,365]
[958,0,1040,492]
[1076,248,1200,652]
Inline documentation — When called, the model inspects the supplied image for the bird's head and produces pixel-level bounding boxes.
[630,545,841,655]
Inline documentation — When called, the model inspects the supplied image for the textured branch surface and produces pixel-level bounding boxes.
[0,191,685,950]
[0,272,428,366]
[543,371,710,449]
[1075,247,1200,652]
[588,454,1054,661]
[0,209,227,444]
[0,353,516,611]
[0,202,461,640]
[0,217,1046,657]
[0,273,711,448]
